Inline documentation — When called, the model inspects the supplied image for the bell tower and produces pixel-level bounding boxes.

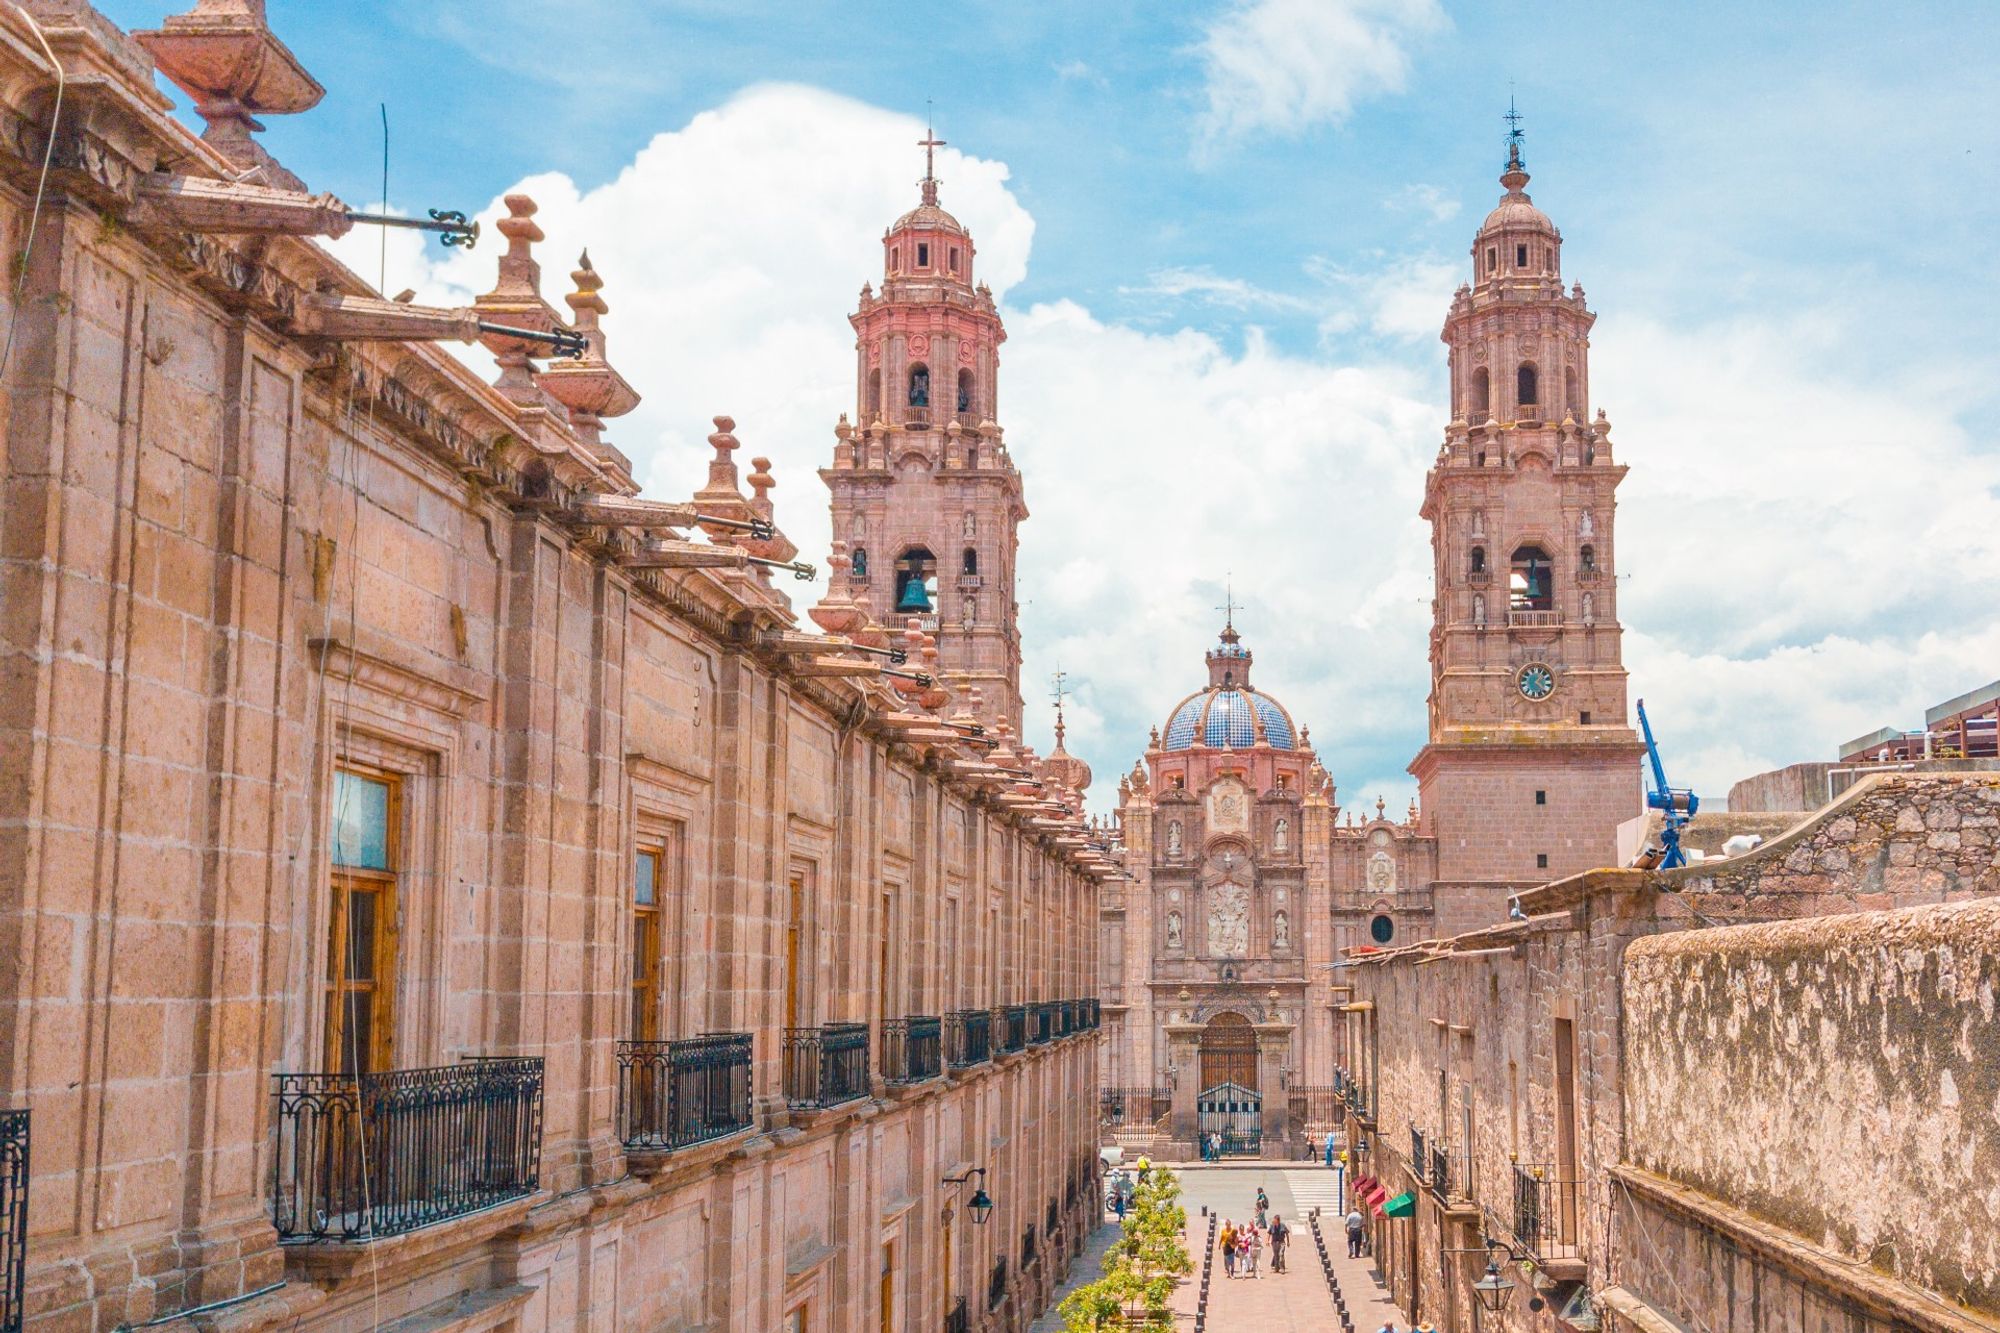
[822,127,1027,733]
[1408,117,1644,886]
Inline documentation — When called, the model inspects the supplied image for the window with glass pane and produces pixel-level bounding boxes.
[632,848,663,1040]
[325,768,399,1075]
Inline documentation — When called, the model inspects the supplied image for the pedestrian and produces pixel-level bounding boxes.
[1243,1224,1262,1278]
[1376,1323,1398,1333]
[1209,1131,1221,1161]
[1113,1189,1126,1221]
[1219,1220,1237,1278]
[1254,1186,1269,1229]
[1326,1129,1338,1168]
[1346,1205,1366,1258]
[1269,1214,1289,1273]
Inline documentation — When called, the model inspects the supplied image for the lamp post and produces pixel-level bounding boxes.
[942,1168,994,1225]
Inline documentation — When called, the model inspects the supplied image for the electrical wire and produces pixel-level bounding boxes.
[0,2,65,382]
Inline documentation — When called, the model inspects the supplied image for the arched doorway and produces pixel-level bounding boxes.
[1197,1013,1262,1155]
[1199,1012,1258,1092]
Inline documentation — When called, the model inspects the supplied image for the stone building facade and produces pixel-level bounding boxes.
[0,5,1105,1331]
[1103,141,1645,1159]
[1338,772,2000,1331]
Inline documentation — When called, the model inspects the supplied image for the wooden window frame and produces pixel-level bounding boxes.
[632,844,665,1041]
[325,766,402,1076]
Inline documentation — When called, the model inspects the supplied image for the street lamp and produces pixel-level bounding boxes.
[1471,1257,1516,1313]
[942,1168,994,1225]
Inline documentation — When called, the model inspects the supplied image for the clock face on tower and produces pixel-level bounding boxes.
[1517,662,1557,701]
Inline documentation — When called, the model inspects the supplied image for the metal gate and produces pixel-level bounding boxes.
[1197,1082,1262,1157]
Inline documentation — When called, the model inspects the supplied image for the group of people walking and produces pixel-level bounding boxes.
[1218,1187,1290,1278]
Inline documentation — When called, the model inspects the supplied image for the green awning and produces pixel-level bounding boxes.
[1382,1192,1416,1218]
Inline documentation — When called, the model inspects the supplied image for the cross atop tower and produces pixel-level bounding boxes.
[918,109,945,207]
[1503,93,1525,172]
[1215,580,1241,641]
[1050,664,1069,743]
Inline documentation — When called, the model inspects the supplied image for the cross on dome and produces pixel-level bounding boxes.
[1504,92,1526,172]
[918,114,945,207]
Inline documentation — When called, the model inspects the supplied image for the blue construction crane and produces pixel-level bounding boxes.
[1637,698,1698,869]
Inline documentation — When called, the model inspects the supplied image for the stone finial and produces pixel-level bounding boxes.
[747,457,775,508]
[1407,797,1419,824]
[136,0,323,189]
[808,542,864,635]
[473,195,563,400]
[538,249,640,448]
[1375,795,1386,819]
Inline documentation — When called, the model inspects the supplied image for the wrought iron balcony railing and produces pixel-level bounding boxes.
[616,1033,752,1151]
[1020,1222,1037,1271]
[1511,1162,1581,1258]
[1029,1002,1055,1045]
[987,1256,1009,1311]
[1082,997,1101,1030]
[946,1008,991,1068]
[2,1109,26,1333]
[1411,1125,1427,1172]
[945,1295,969,1333]
[882,1015,943,1084]
[272,1057,544,1243]
[783,1023,870,1109]
[1045,1199,1059,1237]
[1001,1005,1027,1053]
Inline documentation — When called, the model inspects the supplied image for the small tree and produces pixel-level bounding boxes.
[1058,1169,1193,1331]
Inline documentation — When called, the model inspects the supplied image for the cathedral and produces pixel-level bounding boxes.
[1100,138,1645,1159]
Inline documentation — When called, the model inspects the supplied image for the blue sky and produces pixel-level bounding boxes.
[104,1,2000,812]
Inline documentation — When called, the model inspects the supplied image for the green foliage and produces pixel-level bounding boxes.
[1058,1169,1192,1331]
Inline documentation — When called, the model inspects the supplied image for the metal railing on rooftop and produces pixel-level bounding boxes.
[271,1057,544,1243]
[616,1033,752,1151]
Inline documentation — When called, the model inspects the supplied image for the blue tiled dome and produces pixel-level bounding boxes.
[1162,686,1298,751]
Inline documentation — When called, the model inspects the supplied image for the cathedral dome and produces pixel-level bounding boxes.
[1477,145,1557,239]
[1158,620,1298,751]
[1161,687,1296,751]
[890,201,967,237]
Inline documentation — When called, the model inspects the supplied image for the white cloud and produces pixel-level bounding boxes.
[1196,0,1447,143]
[326,82,2000,824]
[1388,183,1461,223]
[1122,265,1316,312]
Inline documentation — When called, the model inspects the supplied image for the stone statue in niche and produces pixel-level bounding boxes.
[908,365,929,407]
[1472,592,1486,625]
[1273,909,1291,951]
[1580,510,1594,538]
[963,511,976,541]
[1581,591,1595,623]
[1165,910,1183,950]
[1368,850,1395,892]
[1208,881,1250,957]
[1166,820,1183,858]
[1273,817,1289,854]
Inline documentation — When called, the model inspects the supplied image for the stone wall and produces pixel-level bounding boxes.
[1725,760,1831,813]
[1340,772,2000,1331]
[1622,898,2000,1321]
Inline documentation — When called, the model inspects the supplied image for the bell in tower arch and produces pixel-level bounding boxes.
[897,578,934,613]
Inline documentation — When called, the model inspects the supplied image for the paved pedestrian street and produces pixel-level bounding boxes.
[1043,1164,1402,1331]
